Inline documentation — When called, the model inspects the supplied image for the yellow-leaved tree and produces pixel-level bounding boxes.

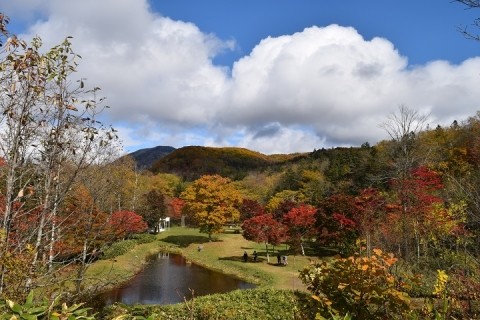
[181,175,242,240]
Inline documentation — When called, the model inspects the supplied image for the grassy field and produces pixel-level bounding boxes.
[85,226,312,292]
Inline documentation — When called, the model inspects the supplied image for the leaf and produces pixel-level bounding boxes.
[337,283,347,290]
[11,302,22,313]
[66,105,78,111]
[25,291,34,306]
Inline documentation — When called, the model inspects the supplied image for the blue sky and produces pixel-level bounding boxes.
[1,1,480,154]
[152,1,479,67]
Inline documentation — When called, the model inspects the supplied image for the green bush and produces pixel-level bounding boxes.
[101,240,137,260]
[101,288,318,320]
[132,233,157,244]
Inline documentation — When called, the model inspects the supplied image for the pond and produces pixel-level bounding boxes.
[96,252,256,306]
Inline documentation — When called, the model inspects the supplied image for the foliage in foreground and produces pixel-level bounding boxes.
[0,288,318,320]
[299,249,411,319]
[101,288,318,320]
[0,291,95,320]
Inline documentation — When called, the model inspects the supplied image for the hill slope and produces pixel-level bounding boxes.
[128,146,176,169]
[150,146,303,180]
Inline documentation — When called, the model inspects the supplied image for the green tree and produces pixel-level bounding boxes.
[181,175,242,240]
[140,189,167,232]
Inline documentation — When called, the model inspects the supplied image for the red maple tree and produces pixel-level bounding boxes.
[242,213,287,260]
[315,193,357,251]
[168,197,185,220]
[387,166,446,259]
[109,211,147,240]
[239,199,265,222]
[354,187,386,256]
[283,204,317,255]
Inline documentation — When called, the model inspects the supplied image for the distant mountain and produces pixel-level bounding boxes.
[128,146,176,169]
[150,146,305,181]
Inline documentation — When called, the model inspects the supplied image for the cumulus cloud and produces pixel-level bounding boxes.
[3,1,480,154]
[226,25,480,147]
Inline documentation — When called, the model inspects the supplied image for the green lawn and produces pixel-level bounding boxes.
[86,226,311,292]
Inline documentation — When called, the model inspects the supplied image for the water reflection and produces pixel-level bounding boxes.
[99,253,255,306]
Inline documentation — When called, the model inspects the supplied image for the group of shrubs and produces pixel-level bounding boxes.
[101,234,157,260]
[102,288,318,319]
[0,288,318,320]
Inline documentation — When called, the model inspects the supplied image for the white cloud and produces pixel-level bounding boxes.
[4,1,480,154]
[237,126,325,155]
[226,25,480,147]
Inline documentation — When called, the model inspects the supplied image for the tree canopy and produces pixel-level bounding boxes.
[181,175,242,240]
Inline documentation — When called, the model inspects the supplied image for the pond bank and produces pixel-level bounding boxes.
[93,252,255,308]
[84,227,309,296]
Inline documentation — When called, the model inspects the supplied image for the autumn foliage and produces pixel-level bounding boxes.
[168,197,185,220]
[242,214,287,247]
[300,249,410,319]
[181,175,242,239]
[108,211,148,239]
[282,204,317,255]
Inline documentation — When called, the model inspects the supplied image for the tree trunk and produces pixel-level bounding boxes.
[264,242,270,263]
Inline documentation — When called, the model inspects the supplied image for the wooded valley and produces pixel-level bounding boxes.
[2,9,480,319]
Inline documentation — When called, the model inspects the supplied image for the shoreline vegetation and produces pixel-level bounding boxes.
[85,226,315,318]
[86,226,310,294]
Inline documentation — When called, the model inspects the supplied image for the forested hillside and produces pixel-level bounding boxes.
[128,145,176,169]
[2,9,480,319]
[149,146,306,180]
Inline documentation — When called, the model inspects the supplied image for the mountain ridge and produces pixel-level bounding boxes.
[128,145,176,169]
[128,145,307,180]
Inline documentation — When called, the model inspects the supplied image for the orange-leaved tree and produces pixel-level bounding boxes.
[181,175,242,240]
[299,249,411,319]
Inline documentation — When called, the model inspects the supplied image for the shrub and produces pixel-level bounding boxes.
[299,249,411,320]
[101,288,318,319]
[101,240,137,259]
[132,233,157,244]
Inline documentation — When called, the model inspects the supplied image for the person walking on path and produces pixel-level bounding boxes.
[253,250,258,262]
[243,251,248,262]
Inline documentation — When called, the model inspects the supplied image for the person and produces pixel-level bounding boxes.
[197,245,203,252]
[277,254,281,265]
[243,251,248,262]
[253,250,258,262]
[282,255,288,266]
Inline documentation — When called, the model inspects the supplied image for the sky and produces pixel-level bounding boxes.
[1,0,480,154]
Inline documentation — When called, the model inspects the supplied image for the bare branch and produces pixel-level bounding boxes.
[452,0,480,41]
[452,0,480,8]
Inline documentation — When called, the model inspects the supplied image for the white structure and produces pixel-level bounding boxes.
[158,217,170,232]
